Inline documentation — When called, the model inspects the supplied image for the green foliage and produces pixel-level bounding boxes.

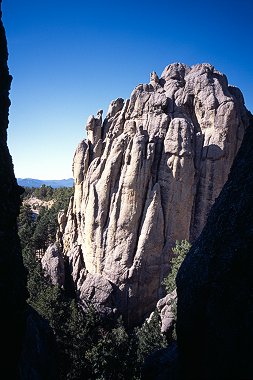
[18,186,74,253]
[23,247,65,326]
[18,204,36,249]
[163,240,191,294]
[22,246,168,380]
[23,248,91,379]
[22,185,74,202]
[62,301,98,379]
[22,185,74,203]
[19,186,169,379]
[22,247,45,299]
[84,312,167,380]
[161,240,191,340]
[34,184,54,200]
[135,310,167,365]
[85,318,133,380]
[32,206,57,251]
[21,186,36,200]
[53,186,74,211]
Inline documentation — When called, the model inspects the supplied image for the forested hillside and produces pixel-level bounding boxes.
[19,186,73,254]
[17,178,74,188]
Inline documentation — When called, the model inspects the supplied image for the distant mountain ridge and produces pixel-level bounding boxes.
[17,178,74,188]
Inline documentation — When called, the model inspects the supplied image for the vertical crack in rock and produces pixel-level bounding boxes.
[59,63,250,325]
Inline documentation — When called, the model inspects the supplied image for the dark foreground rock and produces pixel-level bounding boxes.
[176,113,253,379]
[19,308,58,380]
[0,1,27,375]
[142,342,178,380]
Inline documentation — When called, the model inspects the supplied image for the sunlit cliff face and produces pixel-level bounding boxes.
[56,62,249,326]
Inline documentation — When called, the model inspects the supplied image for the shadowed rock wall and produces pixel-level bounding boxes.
[177,113,253,379]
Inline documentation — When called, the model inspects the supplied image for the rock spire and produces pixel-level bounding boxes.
[60,62,249,325]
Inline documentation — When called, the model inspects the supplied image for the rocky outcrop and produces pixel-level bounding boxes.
[41,244,65,286]
[0,1,27,376]
[146,289,176,339]
[156,289,177,337]
[61,62,249,325]
[176,114,253,379]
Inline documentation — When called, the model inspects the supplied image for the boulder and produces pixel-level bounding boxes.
[78,272,116,316]
[41,244,65,287]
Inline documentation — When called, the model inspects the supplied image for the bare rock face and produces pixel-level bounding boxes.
[176,115,253,379]
[61,63,249,325]
[41,244,65,286]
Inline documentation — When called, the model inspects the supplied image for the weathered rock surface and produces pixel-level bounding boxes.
[41,244,65,286]
[176,114,253,379]
[61,62,250,325]
[77,272,116,316]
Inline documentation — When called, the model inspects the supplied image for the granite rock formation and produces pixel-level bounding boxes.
[60,62,249,325]
[176,114,253,379]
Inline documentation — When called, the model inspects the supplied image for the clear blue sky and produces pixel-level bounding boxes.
[2,0,253,179]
